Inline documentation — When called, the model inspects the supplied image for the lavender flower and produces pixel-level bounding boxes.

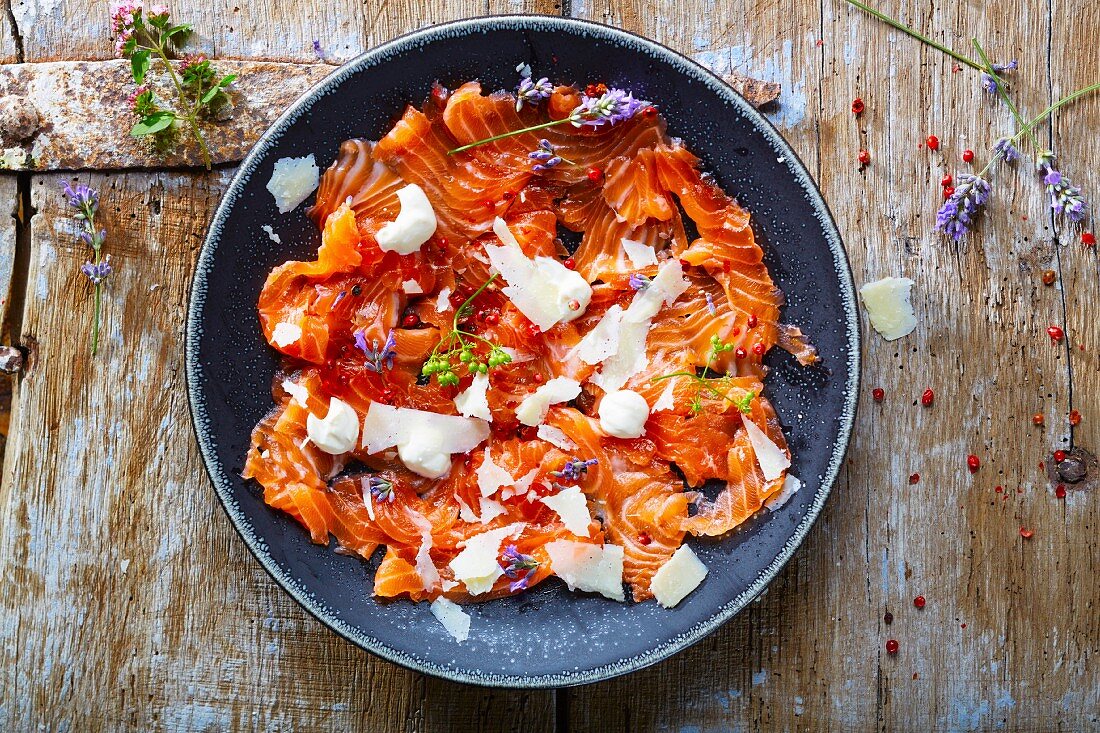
[705,291,717,316]
[81,255,112,285]
[628,273,651,291]
[356,328,397,373]
[516,76,553,111]
[1037,151,1087,222]
[570,89,649,128]
[528,139,561,171]
[935,172,992,240]
[367,475,395,503]
[501,544,540,592]
[549,457,598,481]
[980,59,1018,94]
[312,39,324,60]
[61,181,99,215]
[992,136,1020,162]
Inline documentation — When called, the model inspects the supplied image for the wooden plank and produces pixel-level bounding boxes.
[0,171,554,731]
[0,60,334,170]
[566,1,1099,731]
[0,173,18,454]
[0,1,18,64]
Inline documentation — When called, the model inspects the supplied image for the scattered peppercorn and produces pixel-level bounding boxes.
[1019,527,1033,539]
[940,174,953,188]
[1041,269,1057,286]
[925,135,940,150]
[851,97,865,115]
[746,313,758,328]
[967,454,980,473]
[886,639,900,654]
[962,149,975,163]
[921,388,934,406]
[914,595,926,609]
[1053,449,1067,463]
[943,186,956,198]
[872,387,885,402]
[1032,413,1044,425]
[563,257,576,270]
[351,284,362,297]
[1047,325,1064,343]
[642,105,658,118]
[1069,409,1081,426]
[909,473,920,485]
[734,347,747,360]
[752,342,766,356]
[402,312,421,328]
[586,167,604,183]
[1055,484,1067,499]
[1083,232,1096,247]
[858,149,871,166]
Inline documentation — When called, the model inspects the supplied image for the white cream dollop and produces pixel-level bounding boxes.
[397,426,453,479]
[598,389,650,438]
[305,397,359,454]
[271,321,302,347]
[375,184,438,254]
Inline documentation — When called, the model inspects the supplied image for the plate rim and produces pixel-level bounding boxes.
[185,13,861,688]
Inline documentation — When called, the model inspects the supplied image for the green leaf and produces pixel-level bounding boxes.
[130,49,150,84]
[163,23,192,42]
[130,112,176,137]
[199,86,221,105]
[217,74,238,88]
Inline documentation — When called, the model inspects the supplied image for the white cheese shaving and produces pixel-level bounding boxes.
[536,424,577,451]
[402,279,424,294]
[539,485,592,537]
[475,447,515,497]
[435,287,452,313]
[485,218,593,330]
[448,523,524,595]
[500,347,535,363]
[271,321,302,347]
[545,540,625,601]
[741,417,791,481]
[261,224,282,244]
[621,237,659,268]
[430,598,471,642]
[572,304,624,365]
[502,468,541,501]
[859,277,917,341]
[515,377,581,426]
[408,510,441,592]
[266,155,319,213]
[650,544,708,608]
[454,372,492,421]
[765,474,802,512]
[360,403,490,477]
[652,380,676,412]
[281,378,309,407]
[305,397,359,454]
[360,477,376,521]
[375,184,438,254]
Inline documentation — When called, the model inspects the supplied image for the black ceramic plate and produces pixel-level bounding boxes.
[186,15,859,687]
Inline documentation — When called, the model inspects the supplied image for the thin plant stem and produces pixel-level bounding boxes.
[844,0,983,71]
[971,38,1040,154]
[152,41,213,170]
[448,118,573,155]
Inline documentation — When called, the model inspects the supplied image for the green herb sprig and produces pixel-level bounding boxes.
[421,276,512,387]
[653,335,756,416]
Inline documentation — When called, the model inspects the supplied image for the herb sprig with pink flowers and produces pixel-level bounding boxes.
[845,0,1099,240]
[111,2,237,170]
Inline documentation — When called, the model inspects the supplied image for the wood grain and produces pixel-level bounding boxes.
[564,0,1100,730]
[1,0,1098,730]
[0,173,17,453]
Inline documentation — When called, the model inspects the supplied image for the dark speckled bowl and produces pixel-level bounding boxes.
[185,15,859,688]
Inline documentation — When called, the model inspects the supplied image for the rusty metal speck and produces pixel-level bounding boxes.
[0,60,336,170]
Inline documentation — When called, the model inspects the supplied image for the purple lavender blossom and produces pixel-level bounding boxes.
[528,138,562,172]
[501,544,540,592]
[935,173,992,240]
[367,475,395,503]
[515,76,553,111]
[61,181,99,215]
[570,89,649,128]
[549,457,598,481]
[1037,151,1088,222]
[356,328,397,373]
[312,39,324,60]
[992,136,1020,162]
[981,59,1018,94]
[628,273,651,291]
[81,255,112,285]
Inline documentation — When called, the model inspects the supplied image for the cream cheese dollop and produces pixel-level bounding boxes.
[397,426,453,479]
[598,389,650,438]
[305,397,359,454]
[375,184,438,254]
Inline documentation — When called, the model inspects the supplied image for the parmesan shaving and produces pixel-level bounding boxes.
[650,545,708,608]
[430,598,471,642]
[621,238,659,267]
[408,510,441,592]
[741,417,791,481]
[859,277,917,341]
[449,523,524,595]
[402,279,424,294]
[281,378,309,407]
[454,372,492,421]
[266,155,319,213]
[515,377,581,426]
[539,485,592,537]
[360,403,490,477]
[652,380,676,412]
[435,287,452,313]
[536,424,577,451]
[475,447,515,497]
[272,321,302,347]
[765,474,802,511]
[545,541,625,601]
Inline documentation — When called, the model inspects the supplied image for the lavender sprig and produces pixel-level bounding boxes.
[367,475,395,503]
[449,85,650,155]
[549,457,598,481]
[981,60,1017,94]
[516,76,553,111]
[62,181,111,355]
[528,139,564,171]
[935,173,992,241]
[628,273,651,291]
[1038,152,1087,222]
[356,328,397,373]
[501,544,540,592]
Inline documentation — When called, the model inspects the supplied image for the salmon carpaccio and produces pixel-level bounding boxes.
[245,81,816,607]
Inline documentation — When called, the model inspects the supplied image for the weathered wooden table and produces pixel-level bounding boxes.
[1,0,1097,730]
